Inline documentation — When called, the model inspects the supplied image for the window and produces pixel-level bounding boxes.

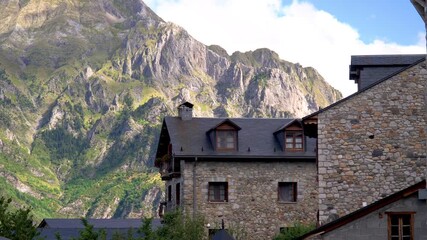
[278,182,297,202]
[168,143,173,155]
[285,131,303,151]
[216,130,236,150]
[208,182,228,202]
[176,183,180,206]
[167,185,172,202]
[388,213,414,240]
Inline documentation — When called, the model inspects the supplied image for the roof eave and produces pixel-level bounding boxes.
[171,155,316,160]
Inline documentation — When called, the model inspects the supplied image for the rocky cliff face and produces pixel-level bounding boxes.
[0,0,341,219]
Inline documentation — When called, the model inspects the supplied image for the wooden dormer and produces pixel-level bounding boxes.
[274,119,304,152]
[207,119,241,151]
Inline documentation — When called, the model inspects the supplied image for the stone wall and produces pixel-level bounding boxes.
[164,177,182,212]
[180,160,317,240]
[317,61,427,224]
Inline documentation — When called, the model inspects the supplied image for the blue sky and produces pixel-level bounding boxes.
[295,0,424,45]
[145,0,425,97]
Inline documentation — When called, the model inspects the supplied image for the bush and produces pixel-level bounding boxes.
[53,211,206,240]
[273,222,315,240]
[152,210,206,240]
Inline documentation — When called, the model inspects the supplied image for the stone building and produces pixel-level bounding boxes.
[301,180,427,239]
[303,54,427,225]
[155,102,318,240]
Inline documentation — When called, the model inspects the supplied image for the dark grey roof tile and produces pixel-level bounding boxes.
[163,117,316,158]
[351,54,425,66]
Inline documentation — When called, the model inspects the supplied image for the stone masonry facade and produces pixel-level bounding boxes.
[317,61,427,224]
[172,160,318,240]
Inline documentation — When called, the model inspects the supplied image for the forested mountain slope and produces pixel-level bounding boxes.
[0,0,341,219]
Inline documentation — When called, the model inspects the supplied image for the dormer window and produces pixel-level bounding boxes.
[216,130,236,150]
[274,119,304,152]
[207,119,241,151]
[285,131,303,151]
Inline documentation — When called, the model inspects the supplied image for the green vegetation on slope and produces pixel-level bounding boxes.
[0,0,340,221]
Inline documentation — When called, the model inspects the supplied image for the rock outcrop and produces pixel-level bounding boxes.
[0,0,341,219]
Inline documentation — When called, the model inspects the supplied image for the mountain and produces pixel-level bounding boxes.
[0,0,342,219]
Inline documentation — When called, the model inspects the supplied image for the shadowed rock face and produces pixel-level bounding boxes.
[0,0,341,219]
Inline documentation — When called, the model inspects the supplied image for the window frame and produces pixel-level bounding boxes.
[387,212,415,240]
[215,129,237,151]
[284,130,304,152]
[167,185,172,202]
[278,182,297,203]
[208,182,228,202]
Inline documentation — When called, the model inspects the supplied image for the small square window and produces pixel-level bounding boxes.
[208,182,228,202]
[387,213,414,240]
[278,182,297,202]
[285,131,303,151]
[216,130,236,150]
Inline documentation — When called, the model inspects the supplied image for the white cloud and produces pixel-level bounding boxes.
[144,0,425,97]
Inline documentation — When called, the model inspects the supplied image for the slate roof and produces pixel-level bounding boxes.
[349,54,425,90]
[38,228,142,240]
[37,218,162,240]
[274,119,302,133]
[350,54,425,66]
[303,56,425,121]
[158,117,316,159]
[38,218,155,228]
[298,180,426,239]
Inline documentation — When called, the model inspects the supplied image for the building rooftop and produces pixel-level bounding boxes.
[37,218,162,240]
[156,117,316,159]
[350,54,425,66]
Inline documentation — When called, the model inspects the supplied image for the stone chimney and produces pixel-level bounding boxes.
[178,102,194,120]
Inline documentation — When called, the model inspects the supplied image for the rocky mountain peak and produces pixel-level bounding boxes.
[0,0,341,219]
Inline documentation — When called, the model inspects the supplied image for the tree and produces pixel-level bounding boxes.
[138,217,156,240]
[144,210,206,240]
[75,218,106,240]
[54,211,207,240]
[0,197,39,240]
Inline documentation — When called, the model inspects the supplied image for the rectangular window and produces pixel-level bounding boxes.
[278,182,297,202]
[208,182,228,202]
[216,130,236,150]
[176,183,180,206]
[285,131,303,151]
[167,185,172,202]
[388,213,414,240]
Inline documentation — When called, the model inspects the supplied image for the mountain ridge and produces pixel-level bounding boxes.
[0,0,341,219]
